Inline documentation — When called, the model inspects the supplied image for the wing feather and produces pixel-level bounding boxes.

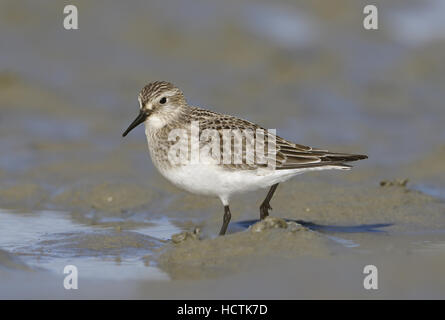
[187,107,368,170]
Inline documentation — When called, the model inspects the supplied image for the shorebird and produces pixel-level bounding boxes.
[122,81,367,235]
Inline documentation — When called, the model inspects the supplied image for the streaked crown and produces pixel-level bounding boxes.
[138,81,186,109]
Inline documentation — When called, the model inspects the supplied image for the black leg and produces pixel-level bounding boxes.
[219,205,231,236]
[260,183,279,219]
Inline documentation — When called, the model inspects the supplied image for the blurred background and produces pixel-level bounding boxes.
[1,0,445,298]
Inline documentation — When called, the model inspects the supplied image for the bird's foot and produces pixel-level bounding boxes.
[259,202,272,220]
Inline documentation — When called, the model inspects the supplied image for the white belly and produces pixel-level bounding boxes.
[156,163,346,204]
[158,165,276,196]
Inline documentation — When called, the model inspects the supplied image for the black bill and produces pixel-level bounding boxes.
[122,110,148,137]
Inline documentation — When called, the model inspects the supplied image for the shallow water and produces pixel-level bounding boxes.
[0,209,181,281]
[412,184,445,201]
[0,208,368,278]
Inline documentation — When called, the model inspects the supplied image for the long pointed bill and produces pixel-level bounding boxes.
[122,110,148,137]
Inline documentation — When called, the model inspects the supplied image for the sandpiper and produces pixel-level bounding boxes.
[123,81,367,235]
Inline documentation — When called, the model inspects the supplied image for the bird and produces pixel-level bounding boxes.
[122,81,367,236]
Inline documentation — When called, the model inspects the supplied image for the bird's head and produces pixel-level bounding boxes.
[122,81,186,137]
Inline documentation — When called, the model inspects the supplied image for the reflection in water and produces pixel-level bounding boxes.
[0,209,180,280]
[231,219,392,248]
[0,208,391,278]
[36,257,170,281]
[234,219,393,234]
[135,217,182,240]
[412,184,445,201]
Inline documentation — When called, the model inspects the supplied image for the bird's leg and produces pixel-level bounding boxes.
[260,183,279,220]
[219,205,232,236]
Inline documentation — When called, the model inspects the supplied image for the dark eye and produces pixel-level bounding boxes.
[159,97,167,104]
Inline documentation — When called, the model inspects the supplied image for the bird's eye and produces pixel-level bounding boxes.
[159,97,167,104]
